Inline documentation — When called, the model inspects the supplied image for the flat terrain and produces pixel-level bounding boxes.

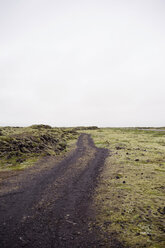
[0,134,117,248]
[0,127,165,248]
[86,128,165,248]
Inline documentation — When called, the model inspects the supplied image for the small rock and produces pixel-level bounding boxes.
[136,233,140,236]
[61,237,66,241]
[116,146,124,150]
[123,181,126,184]
[16,158,24,163]
[163,207,165,214]
[158,207,165,215]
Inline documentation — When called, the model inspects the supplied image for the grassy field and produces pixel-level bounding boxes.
[0,125,78,171]
[85,128,165,248]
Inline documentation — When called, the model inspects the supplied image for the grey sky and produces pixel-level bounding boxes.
[0,0,165,127]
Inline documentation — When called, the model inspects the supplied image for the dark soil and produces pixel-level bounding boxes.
[0,134,124,248]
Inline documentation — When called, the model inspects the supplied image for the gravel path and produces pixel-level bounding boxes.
[0,134,123,248]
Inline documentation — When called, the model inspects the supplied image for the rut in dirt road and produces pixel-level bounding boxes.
[0,134,122,248]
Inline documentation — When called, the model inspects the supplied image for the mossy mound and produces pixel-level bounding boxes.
[74,126,99,131]
[0,125,78,169]
[30,124,52,129]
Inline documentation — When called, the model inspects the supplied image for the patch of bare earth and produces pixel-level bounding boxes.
[0,134,123,248]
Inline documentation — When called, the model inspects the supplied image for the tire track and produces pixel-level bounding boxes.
[0,134,110,247]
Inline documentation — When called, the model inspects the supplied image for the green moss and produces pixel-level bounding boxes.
[2,157,39,171]
[0,136,13,142]
[0,125,78,170]
[155,168,165,172]
[85,128,165,248]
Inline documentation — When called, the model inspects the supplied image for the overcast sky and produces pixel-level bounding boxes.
[0,0,165,127]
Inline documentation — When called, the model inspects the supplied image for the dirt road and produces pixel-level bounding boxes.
[0,134,122,247]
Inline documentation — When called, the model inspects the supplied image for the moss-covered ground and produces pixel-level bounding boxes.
[85,128,165,248]
[0,125,78,171]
